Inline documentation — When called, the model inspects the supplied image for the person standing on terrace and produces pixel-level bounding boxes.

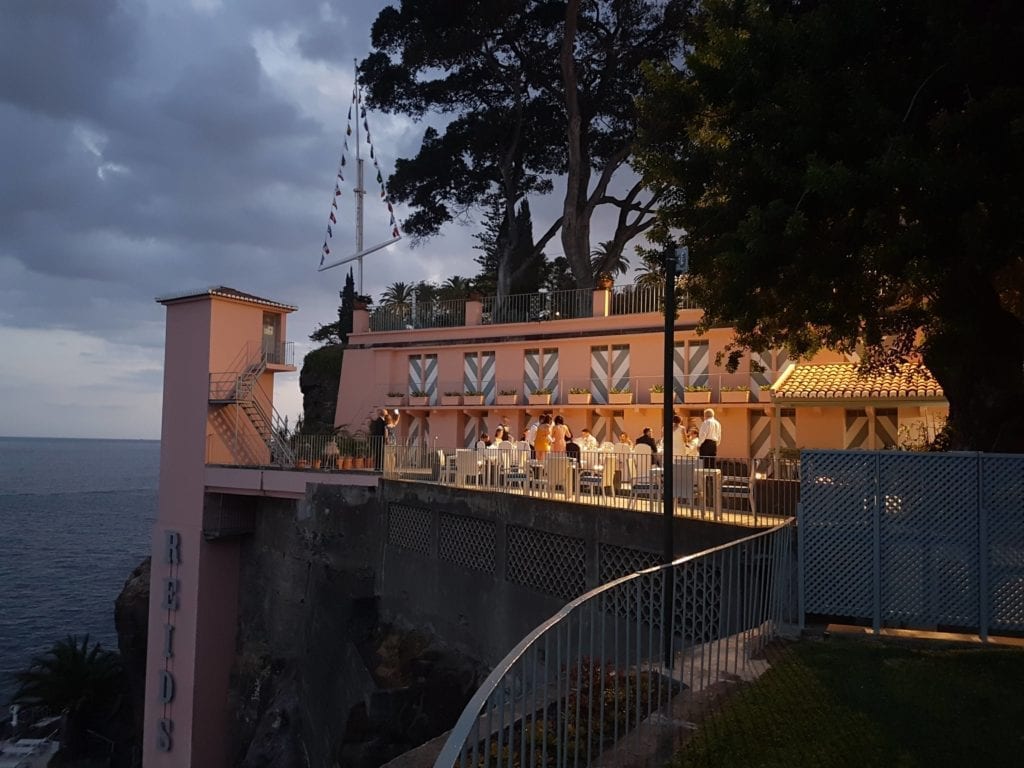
[698,408,722,467]
[635,427,659,459]
[551,414,571,454]
[535,414,553,461]
[369,409,386,470]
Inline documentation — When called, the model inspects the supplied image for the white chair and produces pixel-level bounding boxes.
[454,449,482,487]
[671,456,698,509]
[579,450,615,499]
[627,448,659,509]
[541,455,576,499]
[501,443,530,491]
[436,449,456,485]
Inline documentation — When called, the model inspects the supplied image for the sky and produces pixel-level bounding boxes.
[0,0,642,440]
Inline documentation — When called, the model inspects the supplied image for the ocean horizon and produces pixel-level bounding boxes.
[0,436,159,707]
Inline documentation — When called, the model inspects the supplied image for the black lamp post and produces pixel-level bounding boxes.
[662,245,686,666]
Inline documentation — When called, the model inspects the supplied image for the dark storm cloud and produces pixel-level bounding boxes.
[0,0,140,121]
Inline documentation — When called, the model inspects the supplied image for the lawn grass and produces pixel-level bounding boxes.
[671,635,1024,768]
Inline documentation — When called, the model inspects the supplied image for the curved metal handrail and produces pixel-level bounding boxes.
[433,521,795,767]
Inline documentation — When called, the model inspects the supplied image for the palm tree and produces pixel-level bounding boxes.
[439,276,474,300]
[379,281,415,308]
[590,240,631,279]
[14,635,123,756]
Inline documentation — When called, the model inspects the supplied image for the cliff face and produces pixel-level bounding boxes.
[227,487,483,768]
[113,557,151,765]
[299,345,343,431]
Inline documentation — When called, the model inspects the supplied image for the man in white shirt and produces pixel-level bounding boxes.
[698,408,722,467]
[576,428,599,452]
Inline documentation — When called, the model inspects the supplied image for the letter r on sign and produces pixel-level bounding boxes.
[165,531,181,565]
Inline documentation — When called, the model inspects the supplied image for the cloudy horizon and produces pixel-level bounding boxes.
[0,0,647,440]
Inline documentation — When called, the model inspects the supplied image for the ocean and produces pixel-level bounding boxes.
[0,437,158,708]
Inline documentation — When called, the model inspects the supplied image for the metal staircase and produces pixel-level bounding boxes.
[210,349,295,467]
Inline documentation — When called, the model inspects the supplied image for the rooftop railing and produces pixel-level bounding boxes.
[369,299,468,332]
[482,288,593,325]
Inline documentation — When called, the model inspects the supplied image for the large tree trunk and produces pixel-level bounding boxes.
[559,0,595,289]
[923,278,1024,452]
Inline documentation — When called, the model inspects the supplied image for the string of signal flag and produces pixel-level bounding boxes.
[320,85,400,266]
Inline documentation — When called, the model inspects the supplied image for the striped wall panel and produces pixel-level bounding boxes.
[780,408,797,449]
[875,408,898,449]
[524,350,541,398]
[750,351,772,403]
[844,409,869,449]
[423,355,438,404]
[610,411,624,445]
[592,413,608,443]
[590,347,609,404]
[750,411,772,459]
[673,343,686,402]
[544,348,559,401]
[408,356,421,397]
[688,342,709,387]
[610,345,630,392]
[463,414,484,448]
[407,414,428,447]
[480,352,496,404]
[463,353,478,396]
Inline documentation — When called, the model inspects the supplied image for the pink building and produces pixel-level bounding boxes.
[143,283,946,766]
[337,285,947,454]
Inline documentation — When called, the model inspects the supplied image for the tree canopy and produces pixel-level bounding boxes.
[638,0,1024,451]
[360,0,684,294]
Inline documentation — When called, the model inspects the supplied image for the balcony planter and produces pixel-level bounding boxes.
[496,394,518,406]
[683,390,712,404]
[649,390,676,405]
[609,392,633,405]
[567,392,592,405]
[720,389,750,403]
[383,395,404,408]
[463,394,485,406]
[528,393,552,406]
[409,395,429,407]
[441,394,462,406]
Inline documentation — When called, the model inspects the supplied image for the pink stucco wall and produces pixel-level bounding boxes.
[145,291,291,767]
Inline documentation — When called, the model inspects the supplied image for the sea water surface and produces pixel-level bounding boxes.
[0,437,158,707]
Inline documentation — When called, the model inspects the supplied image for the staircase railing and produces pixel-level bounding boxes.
[209,343,295,467]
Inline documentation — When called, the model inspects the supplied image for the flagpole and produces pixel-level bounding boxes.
[354,60,366,296]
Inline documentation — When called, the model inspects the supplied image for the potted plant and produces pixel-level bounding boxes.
[720,385,751,403]
[384,391,404,407]
[609,385,633,405]
[595,271,614,290]
[409,389,430,407]
[463,389,485,406]
[441,390,462,406]
[683,385,712,404]
[648,383,674,405]
[496,388,518,406]
[567,386,592,405]
[528,386,552,406]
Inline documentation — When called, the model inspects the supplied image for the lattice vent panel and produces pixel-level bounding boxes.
[506,525,586,602]
[387,503,431,556]
[439,512,496,574]
[983,455,1024,631]
[599,544,660,583]
[598,544,661,623]
[800,451,877,617]
[878,453,978,627]
[673,560,721,644]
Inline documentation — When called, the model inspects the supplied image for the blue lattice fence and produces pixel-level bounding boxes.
[799,450,1024,637]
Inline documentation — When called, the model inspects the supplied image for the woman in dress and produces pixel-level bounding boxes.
[550,414,571,454]
[534,414,553,461]
[383,410,400,471]
[618,431,633,447]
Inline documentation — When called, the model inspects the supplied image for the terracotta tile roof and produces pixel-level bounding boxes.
[771,362,945,402]
[156,286,297,311]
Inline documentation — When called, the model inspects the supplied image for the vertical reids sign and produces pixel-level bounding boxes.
[156,530,180,752]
